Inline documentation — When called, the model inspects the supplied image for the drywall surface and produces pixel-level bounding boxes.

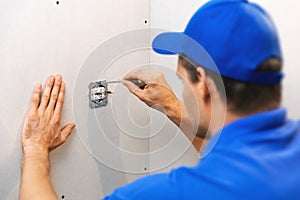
[0,0,151,199]
[0,0,199,199]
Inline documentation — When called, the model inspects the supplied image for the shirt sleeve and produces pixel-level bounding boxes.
[103,172,180,200]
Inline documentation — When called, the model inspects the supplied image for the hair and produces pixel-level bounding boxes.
[178,55,282,115]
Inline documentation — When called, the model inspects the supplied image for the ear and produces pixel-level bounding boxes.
[195,67,210,100]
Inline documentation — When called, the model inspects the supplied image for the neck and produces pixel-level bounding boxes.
[206,111,242,138]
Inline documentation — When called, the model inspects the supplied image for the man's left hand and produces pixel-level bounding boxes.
[22,74,75,156]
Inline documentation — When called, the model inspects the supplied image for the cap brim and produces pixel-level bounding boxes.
[152,32,186,55]
[152,32,219,73]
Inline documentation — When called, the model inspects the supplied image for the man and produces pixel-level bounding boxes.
[20,0,300,200]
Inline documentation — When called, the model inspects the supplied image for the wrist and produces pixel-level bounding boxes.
[165,98,186,123]
[165,99,194,135]
[23,144,49,160]
[22,146,50,172]
[22,147,51,180]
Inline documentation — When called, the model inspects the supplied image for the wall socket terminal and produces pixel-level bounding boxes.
[88,80,108,109]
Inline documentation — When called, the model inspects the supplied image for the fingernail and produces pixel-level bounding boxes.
[35,83,40,89]
[56,74,62,80]
[71,123,76,129]
[50,75,54,83]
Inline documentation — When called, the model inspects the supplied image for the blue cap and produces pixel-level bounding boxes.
[152,0,283,84]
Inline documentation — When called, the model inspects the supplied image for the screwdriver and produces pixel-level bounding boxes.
[107,79,147,89]
[129,78,147,89]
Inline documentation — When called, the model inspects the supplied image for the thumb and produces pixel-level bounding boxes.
[122,79,144,98]
[122,79,139,93]
[61,123,76,141]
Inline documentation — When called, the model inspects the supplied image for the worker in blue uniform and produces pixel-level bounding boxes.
[20,0,300,200]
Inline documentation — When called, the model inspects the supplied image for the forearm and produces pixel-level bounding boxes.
[20,148,57,200]
[165,99,204,153]
[20,75,74,199]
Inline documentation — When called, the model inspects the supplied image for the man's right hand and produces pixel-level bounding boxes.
[122,69,180,116]
[123,69,204,152]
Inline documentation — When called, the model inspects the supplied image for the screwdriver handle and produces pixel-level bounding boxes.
[129,78,147,89]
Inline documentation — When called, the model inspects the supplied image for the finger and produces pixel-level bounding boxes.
[123,70,149,82]
[61,123,76,141]
[122,79,142,95]
[54,81,65,117]
[123,72,138,80]
[122,79,139,91]
[122,79,146,101]
[39,75,55,111]
[29,83,42,113]
[48,74,62,110]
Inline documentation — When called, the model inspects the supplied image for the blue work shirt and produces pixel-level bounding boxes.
[104,108,300,200]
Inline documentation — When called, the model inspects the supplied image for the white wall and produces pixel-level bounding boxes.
[0,0,152,199]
